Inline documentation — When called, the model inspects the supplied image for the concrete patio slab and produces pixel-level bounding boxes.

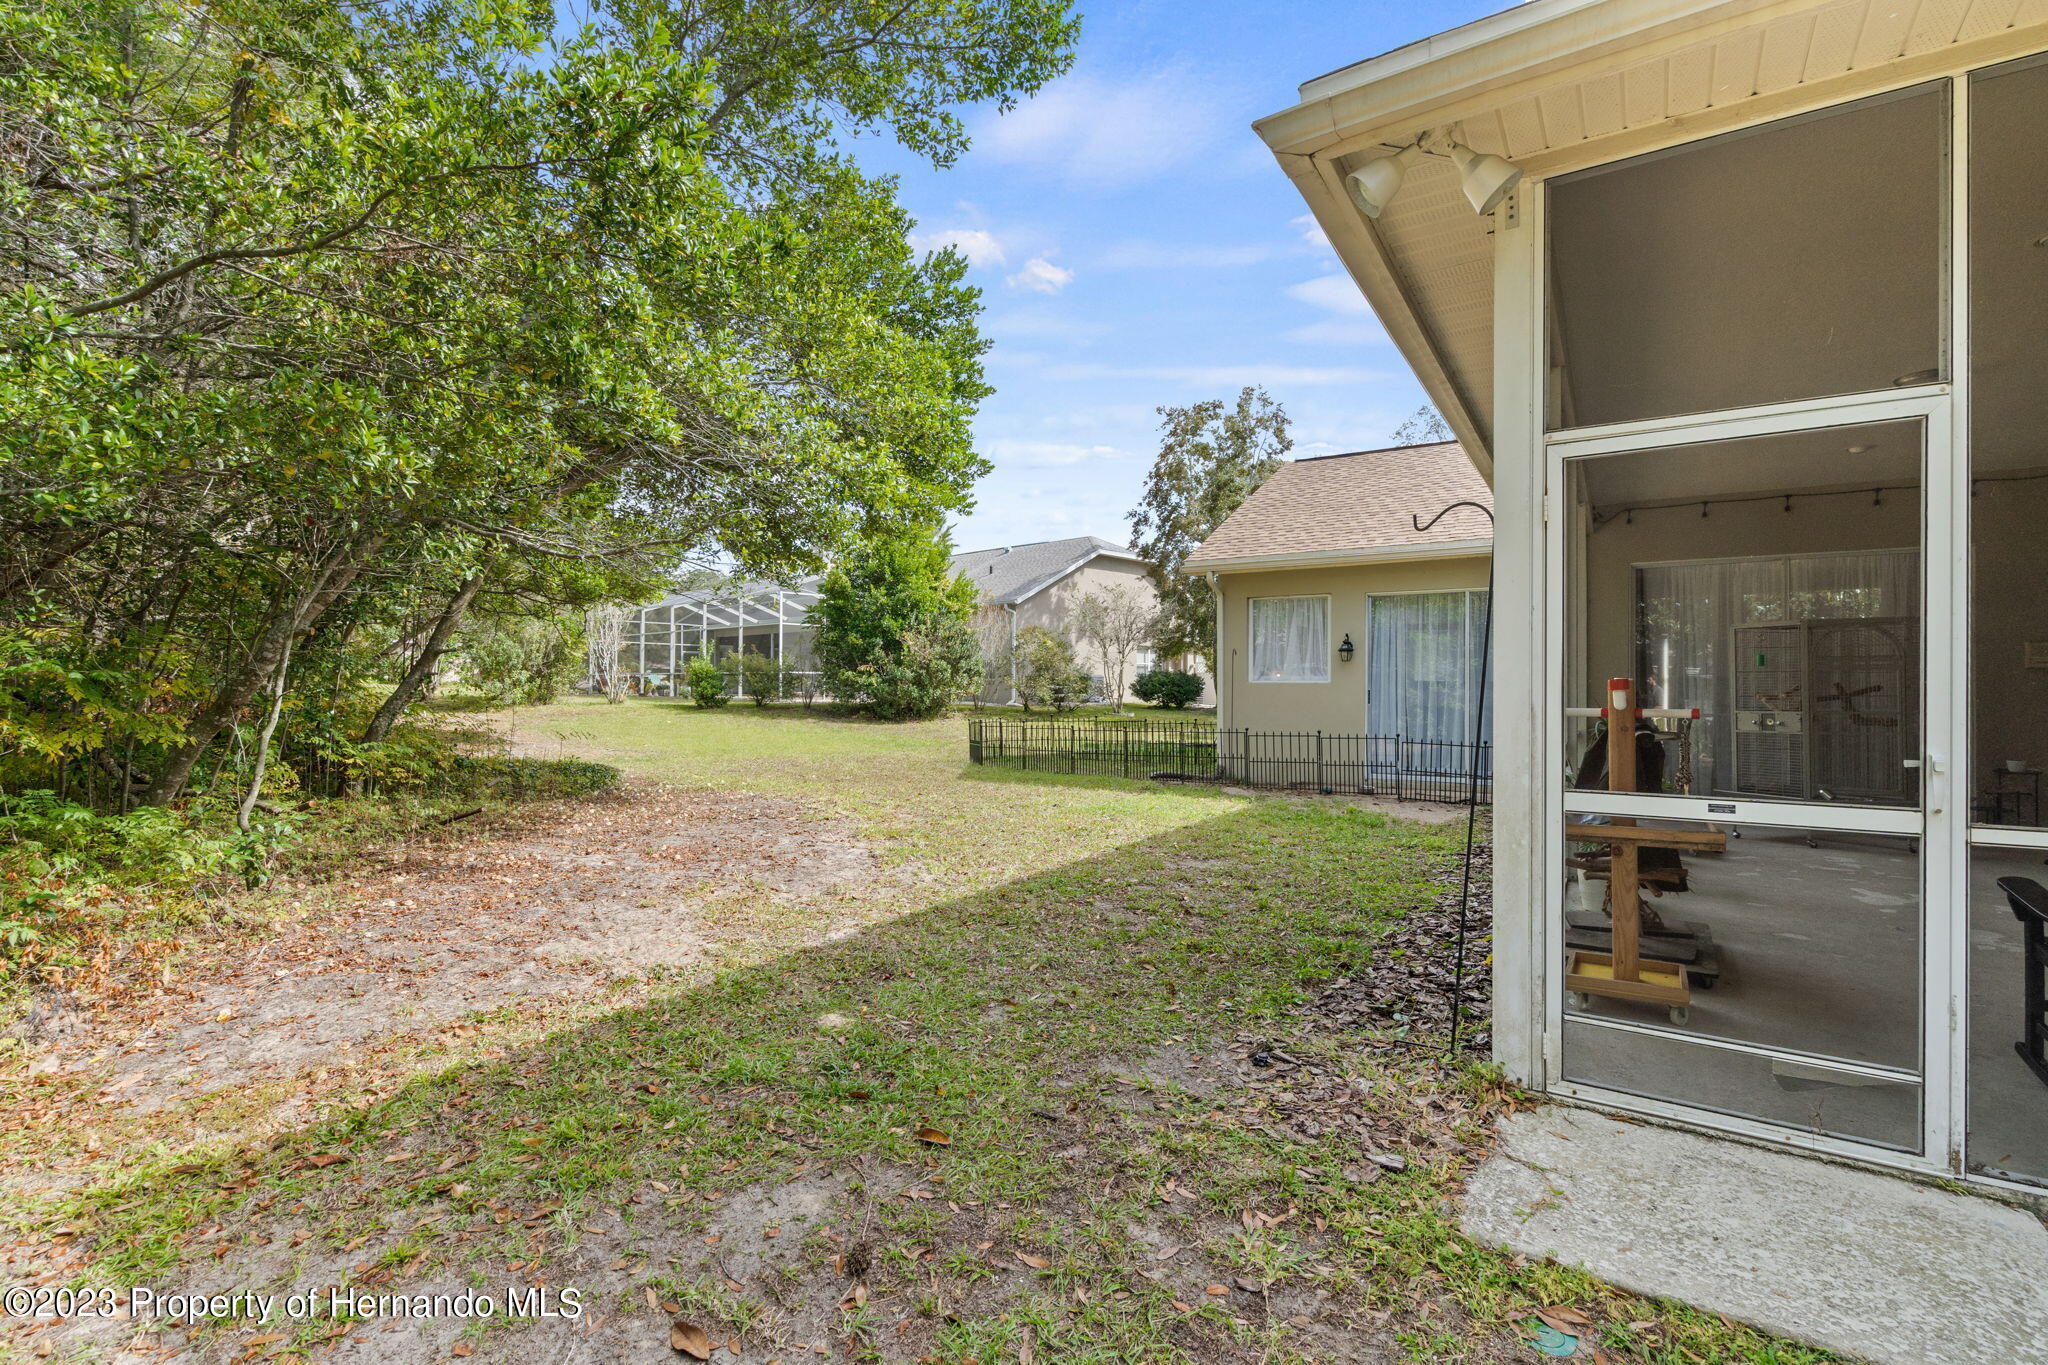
[1462,1105,2048,1365]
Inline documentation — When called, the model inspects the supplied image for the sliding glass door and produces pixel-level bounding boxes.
[1366,590,1491,745]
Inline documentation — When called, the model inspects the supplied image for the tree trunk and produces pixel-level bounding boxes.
[236,632,294,831]
[361,573,484,747]
[137,534,381,807]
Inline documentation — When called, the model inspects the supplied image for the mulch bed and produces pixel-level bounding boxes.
[1301,834,1494,1057]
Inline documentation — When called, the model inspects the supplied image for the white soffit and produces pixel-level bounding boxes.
[1263,0,2048,471]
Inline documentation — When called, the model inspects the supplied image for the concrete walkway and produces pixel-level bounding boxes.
[1462,1105,2048,1365]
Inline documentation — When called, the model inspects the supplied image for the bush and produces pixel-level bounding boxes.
[1133,668,1204,709]
[0,751,620,983]
[812,526,981,721]
[686,657,730,707]
[860,621,980,720]
[458,613,583,705]
[739,653,781,705]
[431,755,618,801]
[1014,627,1090,712]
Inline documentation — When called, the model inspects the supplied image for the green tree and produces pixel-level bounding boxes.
[686,658,730,708]
[1127,387,1290,679]
[739,652,781,705]
[1,0,1076,811]
[1393,405,1453,444]
[1013,626,1089,712]
[458,614,585,707]
[811,527,979,720]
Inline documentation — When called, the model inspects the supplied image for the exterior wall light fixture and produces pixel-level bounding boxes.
[1338,634,1356,663]
[1346,130,1523,220]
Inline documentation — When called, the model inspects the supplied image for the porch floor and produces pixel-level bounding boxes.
[1461,1105,2048,1365]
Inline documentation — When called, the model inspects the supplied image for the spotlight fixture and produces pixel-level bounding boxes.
[1450,143,1522,215]
[1345,149,1413,220]
[1345,132,1523,221]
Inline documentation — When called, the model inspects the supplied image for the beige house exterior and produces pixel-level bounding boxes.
[1188,443,1492,737]
[954,536,1208,705]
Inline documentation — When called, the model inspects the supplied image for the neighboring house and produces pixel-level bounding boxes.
[615,535,1203,704]
[1257,0,2048,1201]
[953,535,1206,706]
[619,578,825,697]
[1185,442,1491,749]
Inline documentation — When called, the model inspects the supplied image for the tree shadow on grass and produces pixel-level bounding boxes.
[43,800,1531,1361]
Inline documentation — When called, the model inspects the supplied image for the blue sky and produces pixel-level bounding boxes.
[854,0,1501,552]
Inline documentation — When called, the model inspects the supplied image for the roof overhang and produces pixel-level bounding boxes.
[1183,538,1494,575]
[1257,0,2048,480]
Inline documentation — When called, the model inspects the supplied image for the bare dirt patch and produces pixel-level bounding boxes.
[18,780,888,1119]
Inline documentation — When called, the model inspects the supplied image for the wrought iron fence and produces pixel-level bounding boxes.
[966,719,1491,804]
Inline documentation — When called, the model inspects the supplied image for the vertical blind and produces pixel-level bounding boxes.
[1249,596,1330,682]
[1368,591,1493,744]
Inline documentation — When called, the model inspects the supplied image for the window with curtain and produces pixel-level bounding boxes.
[1368,591,1491,743]
[1636,549,1920,801]
[1249,596,1329,682]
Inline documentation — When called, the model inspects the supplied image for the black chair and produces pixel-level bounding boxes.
[1997,876,2048,1088]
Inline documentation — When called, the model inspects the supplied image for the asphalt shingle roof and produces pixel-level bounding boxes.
[1185,442,1491,568]
[949,535,1139,605]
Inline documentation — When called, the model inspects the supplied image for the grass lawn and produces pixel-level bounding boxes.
[6,700,1837,1364]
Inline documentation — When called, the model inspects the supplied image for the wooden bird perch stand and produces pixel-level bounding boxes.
[1564,678,1723,1022]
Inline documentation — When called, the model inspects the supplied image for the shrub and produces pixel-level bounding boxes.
[458,613,583,705]
[1133,668,1204,709]
[431,755,618,801]
[0,752,619,982]
[812,526,981,721]
[739,653,781,705]
[686,658,730,707]
[1014,627,1090,712]
[858,621,980,720]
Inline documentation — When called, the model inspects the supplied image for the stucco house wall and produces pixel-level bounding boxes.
[956,536,1212,708]
[1215,556,1491,735]
[1015,557,1177,703]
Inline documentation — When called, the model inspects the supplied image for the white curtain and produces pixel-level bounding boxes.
[1369,591,1492,744]
[1250,596,1329,682]
[1637,549,1919,795]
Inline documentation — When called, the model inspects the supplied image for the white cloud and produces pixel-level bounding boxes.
[1006,256,1074,295]
[1292,212,1332,252]
[908,226,1008,268]
[1285,272,1371,316]
[984,439,1140,467]
[977,69,1237,186]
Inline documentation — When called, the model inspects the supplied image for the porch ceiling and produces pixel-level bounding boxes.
[1260,0,2048,471]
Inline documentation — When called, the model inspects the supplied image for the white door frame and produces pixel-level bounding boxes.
[1540,389,1956,1174]
[1479,38,2048,1192]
